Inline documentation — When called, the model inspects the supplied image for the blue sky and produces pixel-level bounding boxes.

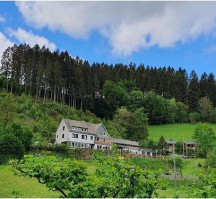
[1,2,216,77]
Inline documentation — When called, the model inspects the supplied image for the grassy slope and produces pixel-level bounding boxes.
[148,123,216,141]
[0,165,60,198]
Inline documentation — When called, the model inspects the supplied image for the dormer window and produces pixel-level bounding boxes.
[72,126,76,131]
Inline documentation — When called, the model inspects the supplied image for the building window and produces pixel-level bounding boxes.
[62,134,64,138]
[72,126,76,131]
[63,126,65,131]
[56,135,58,138]
[81,135,87,140]
[71,142,75,147]
[90,136,93,140]
[96,137,99,141]
[72,133,78,138]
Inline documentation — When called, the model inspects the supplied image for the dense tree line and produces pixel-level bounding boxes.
[1,44,216,121]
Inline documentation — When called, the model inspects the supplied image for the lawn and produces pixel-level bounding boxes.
[0,165,60,198]
[182,158,205,178]
[148,122,216,142]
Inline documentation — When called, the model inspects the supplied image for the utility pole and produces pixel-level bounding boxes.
[183,140,185,157]
[173,143,177,191]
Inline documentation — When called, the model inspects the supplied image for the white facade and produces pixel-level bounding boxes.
[129,148,142,155]
[55,119,112,149]
[142,149,153,157]
[56,120,70,144]
[121,147,141,155]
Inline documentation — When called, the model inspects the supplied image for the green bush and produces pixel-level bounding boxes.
[6,123,33,151]
[31,143,70,155]
[0,134,25,164]
[210,109,216,123]
[205,148,216,168]
[189,112,200,123]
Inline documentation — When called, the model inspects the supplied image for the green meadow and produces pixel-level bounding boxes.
[0,165,60,198]
[148,123,216,142]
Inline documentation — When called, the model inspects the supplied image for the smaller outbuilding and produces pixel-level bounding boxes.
[184,141,197,158]
[166,140,176,151]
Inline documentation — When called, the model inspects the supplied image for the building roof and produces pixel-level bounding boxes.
[166,140,176,144]
[112,138,139,147]
[63,118,105,136]
[141,148,153,152]
[184,141,197,145]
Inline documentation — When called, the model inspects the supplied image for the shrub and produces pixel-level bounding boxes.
[0,134,25,164]
[189,112,200,123]
[205,148,216,168]
[197,162,202,168]
[6,123,33,151]
[31,143,70,156]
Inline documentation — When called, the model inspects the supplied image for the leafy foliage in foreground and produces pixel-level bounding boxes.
[183,169,216,198]
[10,153,163,198]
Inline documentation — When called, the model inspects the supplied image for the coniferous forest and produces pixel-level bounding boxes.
[1,44,216,124]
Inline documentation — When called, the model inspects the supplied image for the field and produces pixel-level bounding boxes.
[0,165,60,198]
[148,123,216,141]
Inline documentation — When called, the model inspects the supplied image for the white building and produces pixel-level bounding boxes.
[56,119,143,155]
[55,119,112,150]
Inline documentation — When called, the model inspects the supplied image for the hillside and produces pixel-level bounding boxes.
[0,91,122,145]
[1,90,216,146]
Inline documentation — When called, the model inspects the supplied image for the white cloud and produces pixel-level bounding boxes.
[0,16,5,23]
[0,32,13,63]
[8,28,56,51]
[16,2,216,56]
